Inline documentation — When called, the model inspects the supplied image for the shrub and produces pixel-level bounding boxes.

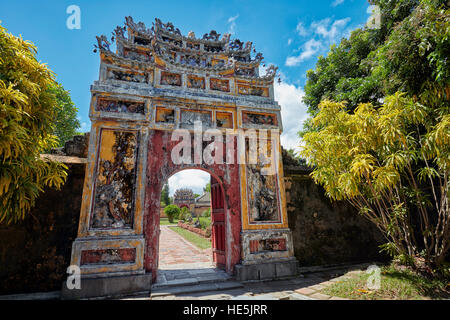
[164,204,180,223]
[179,206,189,221]
[202,208,211,217]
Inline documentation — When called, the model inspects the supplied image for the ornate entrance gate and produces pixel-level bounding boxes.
[62,17,298,299]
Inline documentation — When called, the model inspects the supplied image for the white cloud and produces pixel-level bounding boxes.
[296,22,308,36]
[168,169,210,196]
[285,16,351,67]
[274,81,308,153]
[285,38,322,66]
[331,0,345,7]
[227,14,239,35]
[77,116,90,132]
[311,17,351,41]
[287,38,293,46]
[80,122,89,132]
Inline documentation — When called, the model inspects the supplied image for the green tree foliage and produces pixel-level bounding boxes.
[203,182,211,193]
[164,204,180,223]
[302,89,449,271]
[160,183,170,206]
[48,83,80,147]
[0,24,68,224]
[302,0,448,134]
[300,0,449,273]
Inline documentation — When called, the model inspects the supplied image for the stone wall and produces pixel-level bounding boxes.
[283,150,387,267]
[0,141,388,295]
[0,135,88,295]
[0,161,84,295]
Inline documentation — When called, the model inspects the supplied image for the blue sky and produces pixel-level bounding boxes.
[1,0,373,195]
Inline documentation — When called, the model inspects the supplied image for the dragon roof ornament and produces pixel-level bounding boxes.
[93,17,278,82]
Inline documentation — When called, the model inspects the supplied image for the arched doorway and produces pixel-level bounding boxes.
[157,169,227,279]
[144,130,242,282]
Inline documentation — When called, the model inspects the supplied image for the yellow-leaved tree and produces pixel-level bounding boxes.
[301,88,449,273]
[0,23,67,224]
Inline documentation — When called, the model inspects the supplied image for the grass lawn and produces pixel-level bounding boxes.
[320,264,450,300]
[170,226,211,250]
[160,217,178,225]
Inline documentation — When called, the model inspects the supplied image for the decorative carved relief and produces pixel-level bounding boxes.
[123,48,154,62]
[160,72,182,86]
[180,110,212,128]
[242,112,277,126]
[134,36,151,46]
[202,30,221,41]
[186,42,200,50]
[187,76,205,89]
[181,55,207,67]
[91,130,139,229]
[80,248,136,265]
[96,98,145,114]
[204,45,223,53]
[106,68,148,83]
[246,140,280,223]
[238,85,269,97]
[216,112,233,128]
[161,36,182,47]
[249,238,287,253]
[210,78,230,92]
[155,107,175,123]
[235,67,256,77]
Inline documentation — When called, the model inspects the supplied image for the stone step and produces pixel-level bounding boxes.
[150,280,244,297]
[152,272,232,289]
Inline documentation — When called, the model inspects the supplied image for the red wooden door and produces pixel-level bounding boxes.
[210,176,225,268]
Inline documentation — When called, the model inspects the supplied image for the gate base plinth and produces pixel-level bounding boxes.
[235,259,298,281]
[61,272,152,300]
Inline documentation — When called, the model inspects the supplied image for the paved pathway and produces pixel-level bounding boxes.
[148,263,376,300]
[158,225,213,269]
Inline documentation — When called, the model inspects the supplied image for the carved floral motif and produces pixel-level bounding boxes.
[91,130,139,229]
[96,98,145,114]
[155,108,175,123]
[160,72,182,86]
[80,248,136,265]
[246,163,280,222]
[107,69,148,83]
[123,48,154,62]
[187,76,205,89]
[180,110,212,128]
[242,112,277,126]
[210,78,229,92]
[238,85,268,97]
[249,238,286,253]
